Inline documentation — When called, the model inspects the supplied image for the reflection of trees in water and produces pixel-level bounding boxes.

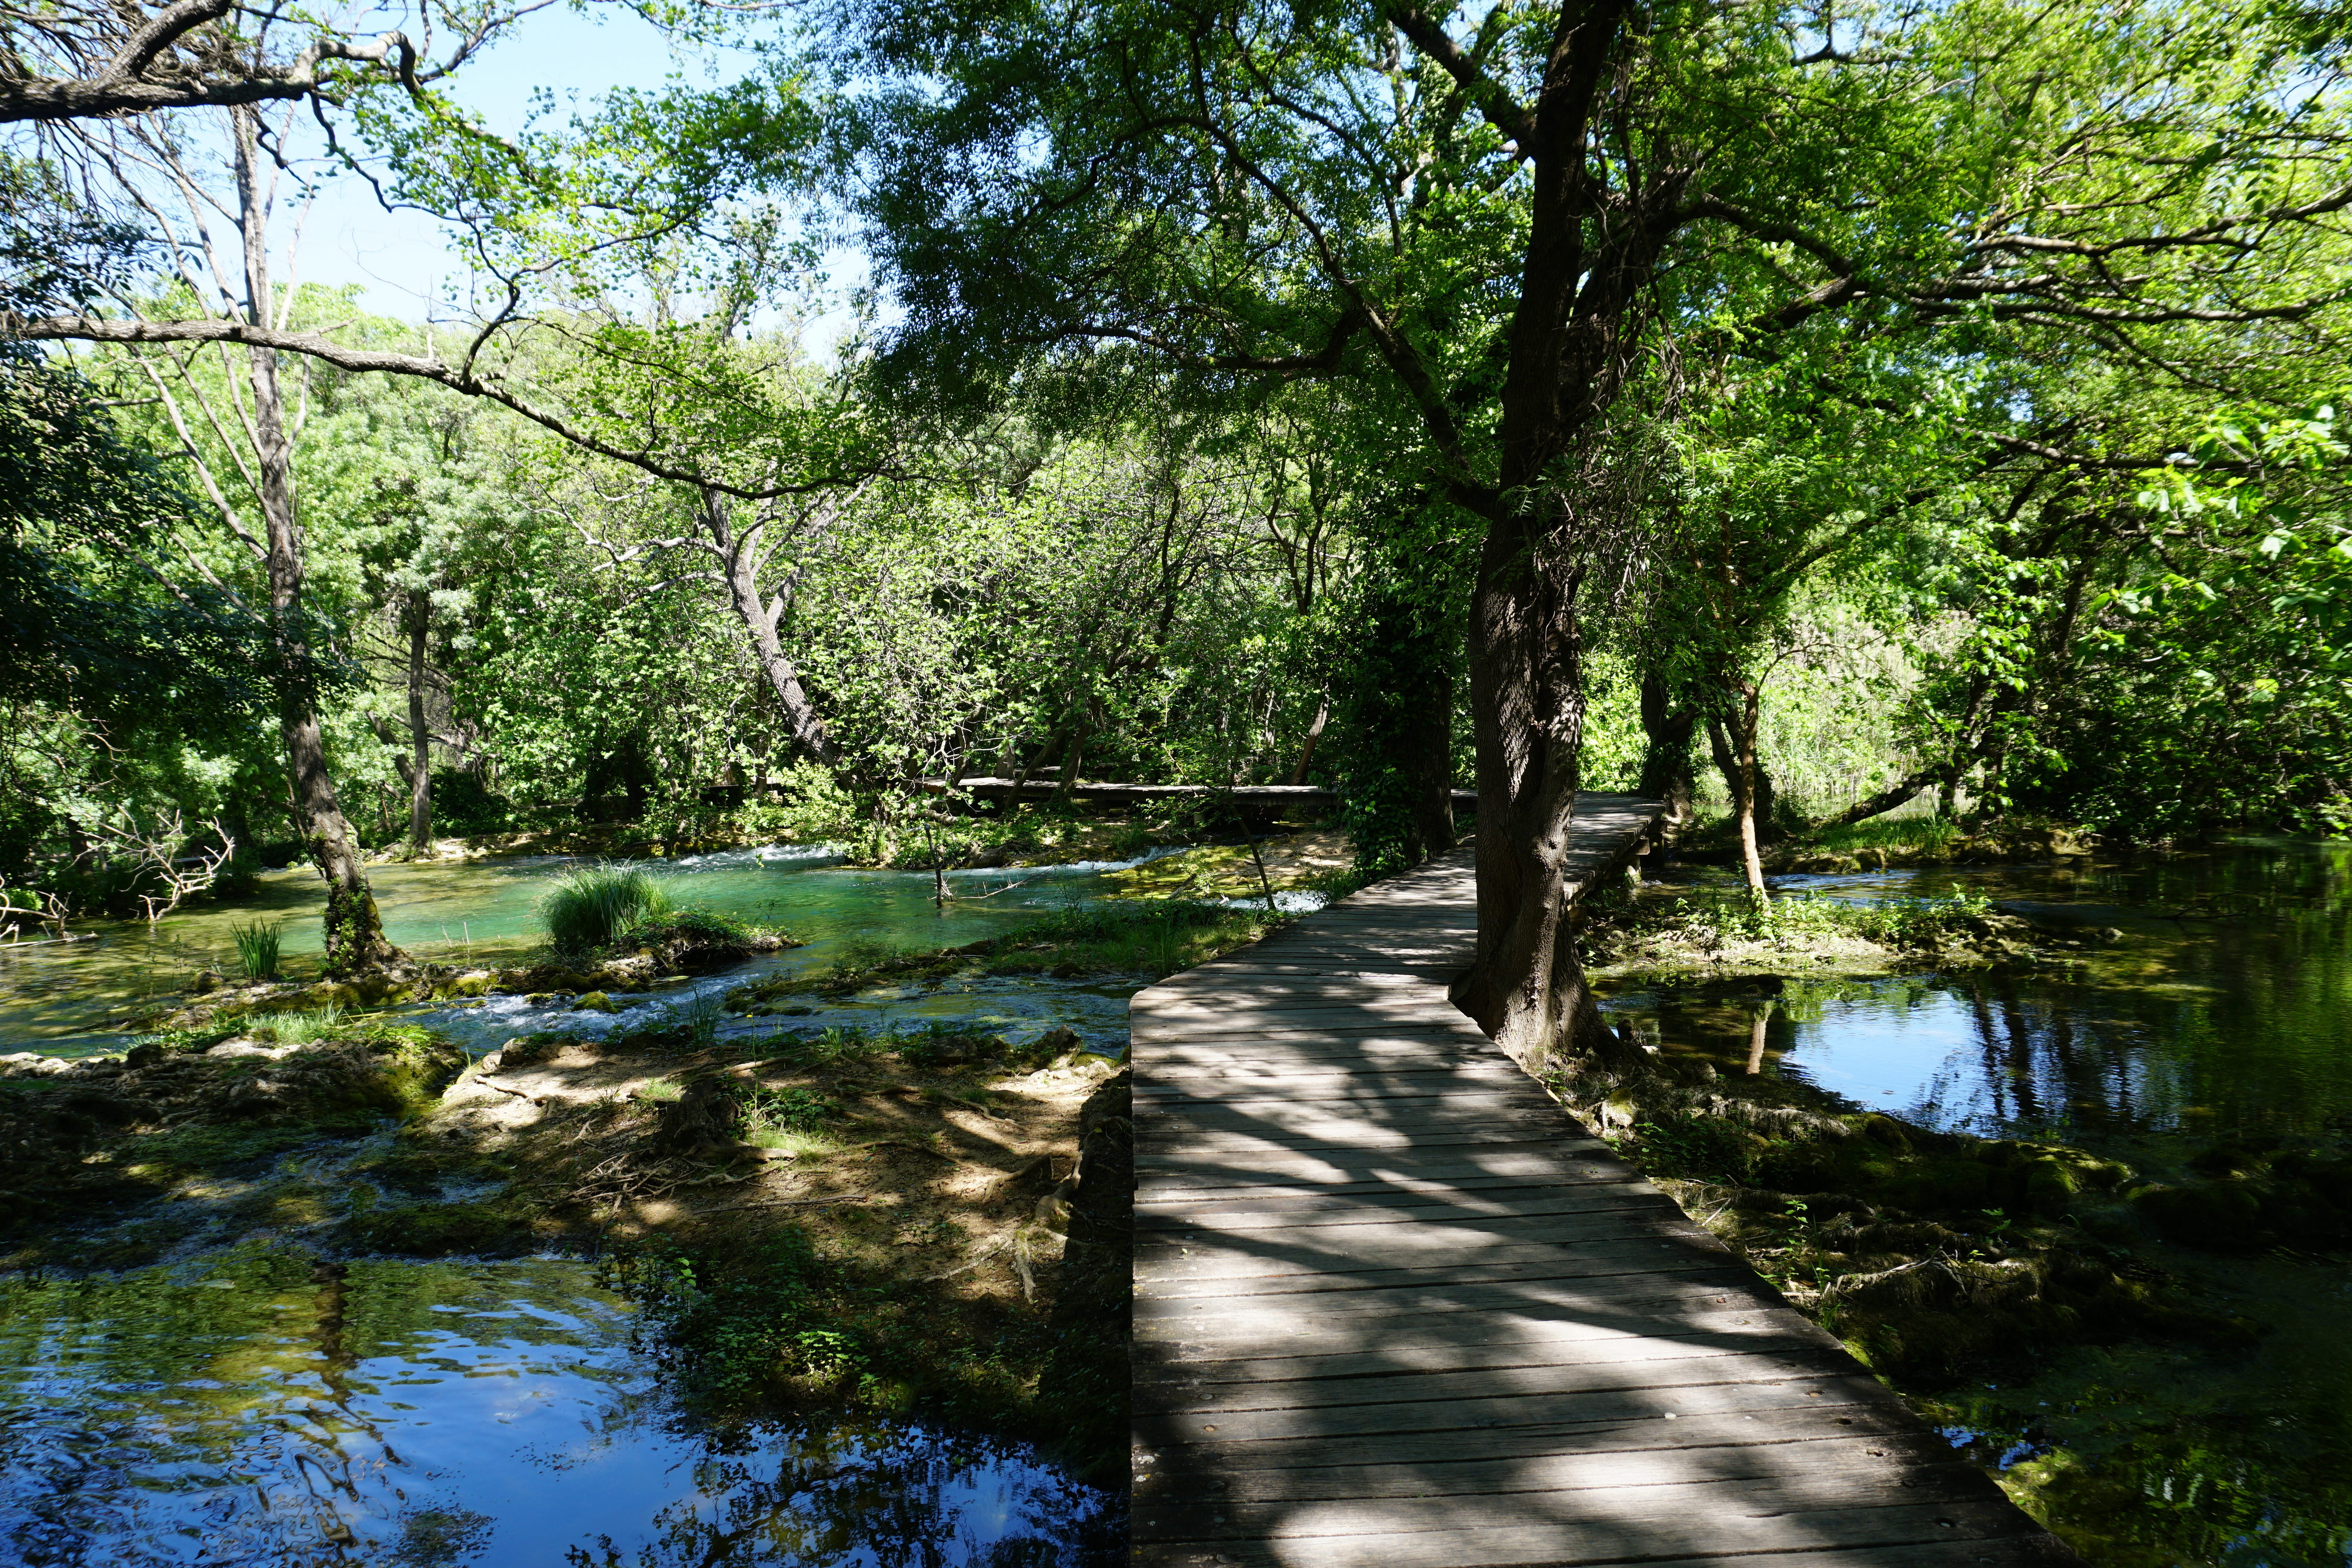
[562,1419,1121,1568]
[1954,987,2157,1135]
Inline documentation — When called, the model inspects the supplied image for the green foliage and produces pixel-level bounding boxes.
[739,1084,844,1149]
[229,921,284,982]
[1631,887,1992,952]
[666,992,727,1051]
[539,866,674,954]
[248,1005,347,1046]
[1800,817,1964,858]
[623,907,761,951]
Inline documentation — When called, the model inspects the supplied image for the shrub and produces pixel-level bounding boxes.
[539,865,672,954]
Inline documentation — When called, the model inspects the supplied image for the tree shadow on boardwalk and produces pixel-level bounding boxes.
[1125,842,2082,1568]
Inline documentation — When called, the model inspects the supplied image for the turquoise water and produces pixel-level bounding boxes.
[0,846,1170,1055]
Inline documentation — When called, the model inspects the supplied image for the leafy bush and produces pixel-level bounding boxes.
[539,865,671,954]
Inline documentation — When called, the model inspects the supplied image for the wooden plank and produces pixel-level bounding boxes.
[1138,1183,1671,1232]
[1133,1344,1868,1418]
[1128,1496,2047,1568]
[1141,1176,1643,1216]
[1134,1539,2077,1568]
[1133,1279,1813,1340]
[1138,1254,1755,1302]
[1132,1366,1913,1447]
[1129,805,2076,1568]
[1132,1396,1925,1472]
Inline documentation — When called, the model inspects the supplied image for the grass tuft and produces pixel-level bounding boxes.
[1801,817,1966,857]
[229,921,283,982]
[540,865,673,954]
[248,1004,347,1045]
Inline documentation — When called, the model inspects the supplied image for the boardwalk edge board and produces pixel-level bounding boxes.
[1128,794,2083,1567]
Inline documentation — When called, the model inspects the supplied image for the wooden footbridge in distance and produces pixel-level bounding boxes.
[1128,793,2079,1568]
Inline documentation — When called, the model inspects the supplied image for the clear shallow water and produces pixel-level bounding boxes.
[0,847,1167,1054]
[0,1253,1117,1567]
[1605,841,2352,1567]
[1607,839,2352,1144]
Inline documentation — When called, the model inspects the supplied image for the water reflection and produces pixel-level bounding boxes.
[1609,840,2352,1143]
[1607,840,2352,1567]
[0,1254,1117,1566]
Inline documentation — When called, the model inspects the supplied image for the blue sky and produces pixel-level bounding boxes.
[297,5,761,319]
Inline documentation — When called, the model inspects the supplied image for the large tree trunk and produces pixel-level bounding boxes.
[1450,518,1644,1078]
[233,108,404,975]
[405,593,432,852]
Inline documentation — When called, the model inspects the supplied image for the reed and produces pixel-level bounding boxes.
[229,920,283,982]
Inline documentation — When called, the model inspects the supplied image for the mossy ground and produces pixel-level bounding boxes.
[358,1017,1129,1465]
[1542,1053,2282,1387]
[1580,880,2043,980]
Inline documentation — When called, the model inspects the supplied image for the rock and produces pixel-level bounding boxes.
[207,1042,283,1059]
[1032,1025,1083,1059]
[191,971,224,994]
[523,992,558,1006]
[445,971,495,998]
[573,991,618,1014]
[476,1050,505,1074]
[124,1043,164,1070]
[1048,961,1081,979]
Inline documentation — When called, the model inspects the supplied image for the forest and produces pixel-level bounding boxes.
[4,0,2352,1562]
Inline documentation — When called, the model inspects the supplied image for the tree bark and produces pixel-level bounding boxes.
[1636,673,1698,827]
[1450,519,1644,1078]
[719,529,838,766]
[405,593,432,852]
[1729,683,1768,899]
[1288,691,1331,785]
[232,108,404,975]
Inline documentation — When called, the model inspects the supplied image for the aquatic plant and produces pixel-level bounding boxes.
[668,992,726,1051]
[229,920,283,981]
[539,865,672,954]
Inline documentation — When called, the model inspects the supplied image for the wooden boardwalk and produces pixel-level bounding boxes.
[1129,794,2076,1568]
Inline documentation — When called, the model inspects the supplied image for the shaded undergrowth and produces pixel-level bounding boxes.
[1544,1057,2279,1383]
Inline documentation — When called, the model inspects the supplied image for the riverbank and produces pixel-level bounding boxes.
[1578,843,2352,1565]
[0,854,1308,1490]
[0,1007,1138,1474]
